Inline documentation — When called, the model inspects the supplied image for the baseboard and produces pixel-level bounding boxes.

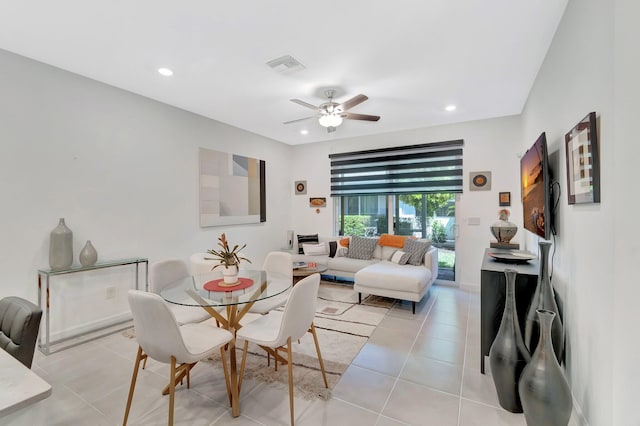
[49,311,132,342]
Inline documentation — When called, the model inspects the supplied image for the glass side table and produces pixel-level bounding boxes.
[37,258,148,354]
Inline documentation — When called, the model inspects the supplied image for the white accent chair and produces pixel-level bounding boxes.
[189,252,217,275]
[247,251,293,314]
[149,259,211,325]
[123,290,233,426]
[236,273,327,426]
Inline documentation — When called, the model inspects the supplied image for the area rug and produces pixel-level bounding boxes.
[123,283,394,400]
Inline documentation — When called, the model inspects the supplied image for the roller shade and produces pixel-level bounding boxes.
[329,140,464,196]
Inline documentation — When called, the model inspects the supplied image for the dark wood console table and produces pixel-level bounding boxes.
[480,248,538,374]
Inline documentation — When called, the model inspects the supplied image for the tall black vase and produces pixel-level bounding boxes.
[524,241,563,361]
[489,269,531,412]
[519,309,572,426]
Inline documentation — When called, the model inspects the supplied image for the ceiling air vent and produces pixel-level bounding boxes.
[266,55,305,74]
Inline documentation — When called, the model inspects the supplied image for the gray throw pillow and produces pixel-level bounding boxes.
[403,239,431,266]
[346,236,378,260]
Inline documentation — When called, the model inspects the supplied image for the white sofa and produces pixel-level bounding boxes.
[292,236,438,314]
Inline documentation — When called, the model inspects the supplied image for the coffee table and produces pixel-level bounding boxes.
[293,264,327,283]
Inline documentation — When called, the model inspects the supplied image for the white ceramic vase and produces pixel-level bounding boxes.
[49,218,73,270]
[79,240,98,267]
[222,264,239,284]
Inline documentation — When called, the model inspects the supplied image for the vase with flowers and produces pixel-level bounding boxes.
[207,233,251,284]
[491,209,518,244]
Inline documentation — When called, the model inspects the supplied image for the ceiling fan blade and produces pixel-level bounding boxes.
[283,116,317,124]
[342,112,380,122]
[339,94,368,111]
[290,99,319,111]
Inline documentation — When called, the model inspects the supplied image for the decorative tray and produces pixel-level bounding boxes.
[488,251,537,264]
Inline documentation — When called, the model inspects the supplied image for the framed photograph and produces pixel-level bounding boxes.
[499,192,511,206]
[309,197,326,208]
[565,112,600,204]
[469,171,492,191]
[294,180,307,195]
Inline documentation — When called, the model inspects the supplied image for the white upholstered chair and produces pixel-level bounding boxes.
[236,273,327,425]
[189,252,217,275]
[123,290,233,426]
[149,259,211,325]
[247,251,293,314]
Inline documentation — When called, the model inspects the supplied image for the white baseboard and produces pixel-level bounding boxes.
[49,311,132,342]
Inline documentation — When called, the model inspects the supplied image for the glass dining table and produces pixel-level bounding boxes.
[160,269,292,417]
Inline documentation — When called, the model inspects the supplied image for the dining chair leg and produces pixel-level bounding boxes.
[286,337,295,426]
[169,356,177,426]
[309,323,328,388]
[123,346,144,426]
[220,346,232,406]
[238,340,249,394]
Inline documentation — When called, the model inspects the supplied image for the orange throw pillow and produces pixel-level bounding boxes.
[339,237,350,247]
[378,234,407,248]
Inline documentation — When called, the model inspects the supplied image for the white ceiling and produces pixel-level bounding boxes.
[0,1,567,145]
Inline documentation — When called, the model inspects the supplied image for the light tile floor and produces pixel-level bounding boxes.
[3,285,583,425]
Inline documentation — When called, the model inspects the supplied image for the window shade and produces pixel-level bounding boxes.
[329,140,464,196]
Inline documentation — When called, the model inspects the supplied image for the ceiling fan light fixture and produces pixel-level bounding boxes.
[318,114,343,128]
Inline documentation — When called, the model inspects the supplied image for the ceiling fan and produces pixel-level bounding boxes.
[284,89,380,133]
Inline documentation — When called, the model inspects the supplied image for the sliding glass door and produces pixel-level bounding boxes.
[335,193,457,283]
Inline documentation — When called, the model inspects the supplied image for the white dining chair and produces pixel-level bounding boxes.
[247,251,293,314]
[236,273,327,426]
[149,259,211,325]
[123,290,233,426]
[189,252,217,275]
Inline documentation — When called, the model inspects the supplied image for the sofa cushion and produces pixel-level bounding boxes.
[347,236,378,260]
[328,257,379,273]
[355,261,432,294]
[403,238,431,266]
[297,234,319,254]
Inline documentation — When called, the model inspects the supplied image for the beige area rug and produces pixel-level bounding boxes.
[123,282,394,400]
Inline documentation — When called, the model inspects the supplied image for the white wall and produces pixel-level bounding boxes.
[0,49,293,339]
[612,0,640,425]
[519,0,629,424]
[290,115,523,288]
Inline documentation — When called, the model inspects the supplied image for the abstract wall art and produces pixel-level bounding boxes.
[199,148,266,227]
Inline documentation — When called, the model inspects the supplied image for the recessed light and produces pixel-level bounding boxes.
[445,105,457,112]
[300,130,309,135]
[158,68,173,76]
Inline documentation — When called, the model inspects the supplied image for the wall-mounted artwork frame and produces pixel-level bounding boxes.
[309,197,326,208]
[469,171,492,191]
[294,180,307,195]
[198,148,266,227]
[499,192,511,206]
[565,112,600,204]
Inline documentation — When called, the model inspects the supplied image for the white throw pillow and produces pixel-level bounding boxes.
[303,243,329,256]
[389,250,411,265]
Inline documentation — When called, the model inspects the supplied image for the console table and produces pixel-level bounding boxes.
[37,258,148,355]
[480,248,538,374]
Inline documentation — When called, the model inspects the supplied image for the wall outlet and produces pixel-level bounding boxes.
[106,286,116,299]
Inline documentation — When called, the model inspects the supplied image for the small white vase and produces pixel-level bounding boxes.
[222,264,239,284]
[79,240,98,267]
